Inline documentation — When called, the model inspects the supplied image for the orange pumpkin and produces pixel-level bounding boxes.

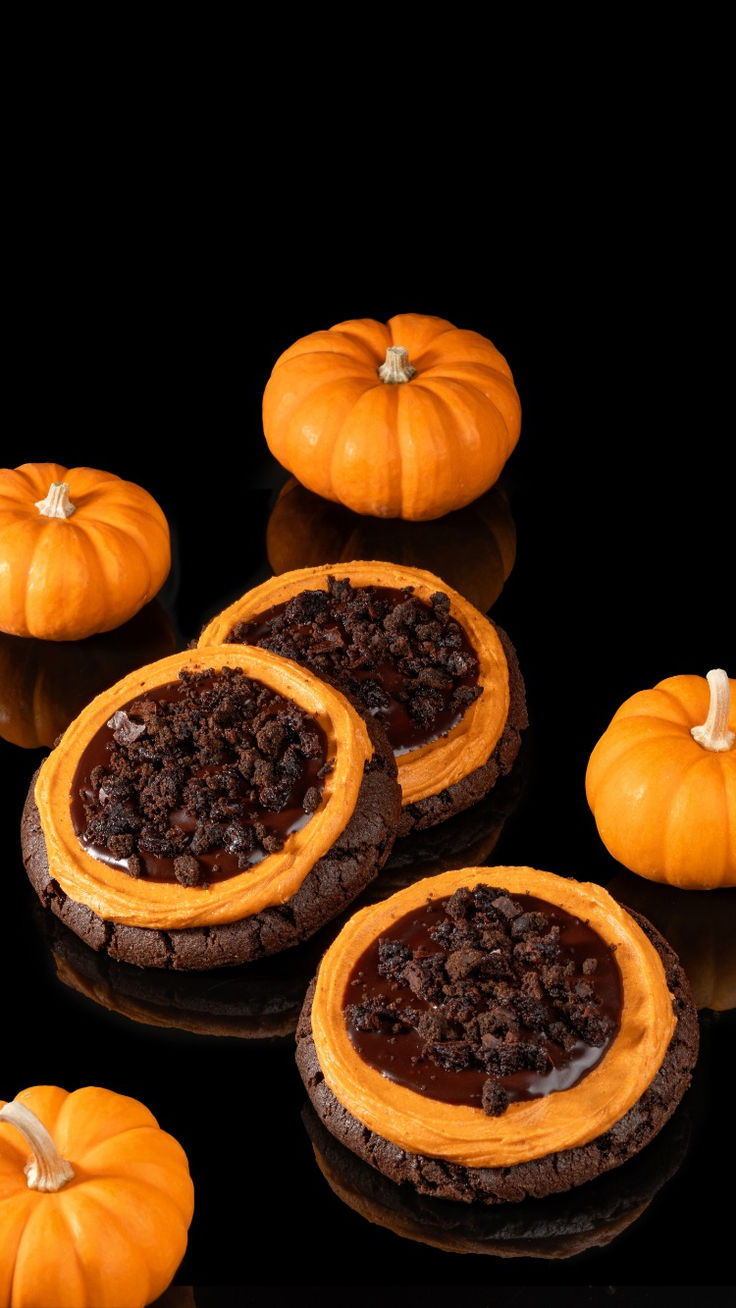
[586,669,736,889]
[262,314,521,521]
[266,477,516,612]
[0,1084,194,1308]
[0,601,176,749]
[0,464,171,641]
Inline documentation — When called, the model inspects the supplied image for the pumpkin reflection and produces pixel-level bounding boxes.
[0,601,176,749]
[266,477,516,612]
[608,871,736,1011]
[302,1100,689,1260]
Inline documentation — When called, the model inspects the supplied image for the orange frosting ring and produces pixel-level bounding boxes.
[35,646,373,930]
[198,561,510,808]
[311,866,676,1168]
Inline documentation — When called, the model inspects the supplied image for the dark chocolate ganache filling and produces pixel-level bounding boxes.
[71,667,329,886]
[345,884,622,1115]
[225,577,482,755]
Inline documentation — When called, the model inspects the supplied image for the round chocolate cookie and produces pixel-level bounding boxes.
[295,867,699,1204]
[21,647,402,970]
[198,562,528,837]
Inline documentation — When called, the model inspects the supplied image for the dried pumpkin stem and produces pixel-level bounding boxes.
[34,481,76,519]
[378,346,417,384]
[0,1100,75,1191]
[691,668,734,752]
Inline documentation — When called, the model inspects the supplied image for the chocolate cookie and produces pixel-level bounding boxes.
[198,562,528,836]
[295,867,699,1204]
[21,647,401,970]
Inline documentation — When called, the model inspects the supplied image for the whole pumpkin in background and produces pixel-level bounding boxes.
[607,871,736,1012]
[0,601,176,749]
[0,464,171,641]
[266,477,516,612]
[0,1084,194,1308]
[586,669,736,889]
[262,314,521,521]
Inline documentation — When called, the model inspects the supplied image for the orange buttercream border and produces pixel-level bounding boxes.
[35,646,373,930]
[198,561,510,808]
[311,866,676,1168]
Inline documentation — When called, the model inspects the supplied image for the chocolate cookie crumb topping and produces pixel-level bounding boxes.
[345,886,622,1112]
[71,667,328,885]
[226,578,482,754]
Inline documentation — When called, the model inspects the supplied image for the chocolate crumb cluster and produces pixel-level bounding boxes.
[75,667,328,885]
[347,885,617,1116]
[227,577,482,744]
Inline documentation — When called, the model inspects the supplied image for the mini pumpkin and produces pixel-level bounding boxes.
[0,463,171,641]
[266,477,516,612]
[262,314,521,520]
[0,601,176,749]
[0,1084,194,1308]
[586,669,736,889]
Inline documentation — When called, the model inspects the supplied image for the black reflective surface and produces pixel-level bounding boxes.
[2,283,734,1302]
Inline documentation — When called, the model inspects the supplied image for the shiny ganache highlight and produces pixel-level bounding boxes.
[345,885,622,1115]
[225,577,482,755]
[71,667,328,885]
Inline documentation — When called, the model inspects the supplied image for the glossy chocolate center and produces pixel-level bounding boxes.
[345,885,622,1113]
[70,667,328,886]
[225,578,481,755]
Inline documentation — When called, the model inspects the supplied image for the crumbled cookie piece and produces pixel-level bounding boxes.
[75,667,326,881]
[346,885,619,1114]
[227,578,483,750]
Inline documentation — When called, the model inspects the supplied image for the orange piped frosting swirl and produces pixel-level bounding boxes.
[35,646,373,930]
[311,866,676,1167]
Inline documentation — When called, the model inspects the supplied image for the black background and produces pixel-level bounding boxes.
[2,232,734,1302]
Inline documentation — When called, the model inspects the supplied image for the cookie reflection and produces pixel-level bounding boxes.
[302,1100,690,1260]
[0,601,176,749]
[360,740,529,904]
[266,478,516,613]
[608,872,736,1011]
[36,906,332,1041]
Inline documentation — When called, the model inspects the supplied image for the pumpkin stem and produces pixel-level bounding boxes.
[34,481,76,519]
[691,669,735,752]
[0,1100,75,1192]
[378,346,417,384]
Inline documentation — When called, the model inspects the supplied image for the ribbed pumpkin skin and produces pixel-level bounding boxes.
[586,675,736,889]
[262,314,521,521]
[0,1085,194,1308]
[0,464,171,640]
